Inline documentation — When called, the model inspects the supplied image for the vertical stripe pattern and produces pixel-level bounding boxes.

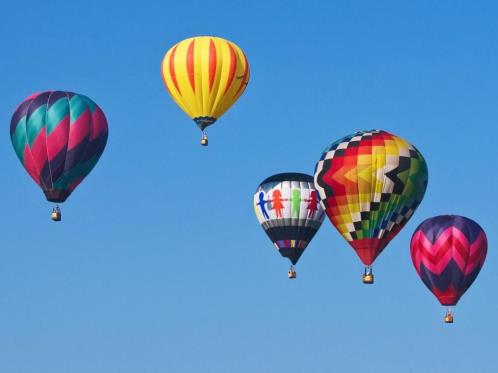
[254,173,325,265]
[10,91,108,203]
[161,36,250,131]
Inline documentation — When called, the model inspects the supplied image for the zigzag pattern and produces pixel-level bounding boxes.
[411,228,486,275]
[10,91,108,202]
[314,130,428,266]
[410,215,487,306]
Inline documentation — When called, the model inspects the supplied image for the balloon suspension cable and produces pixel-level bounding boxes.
[444,307,454,324]
[362,266,374,284]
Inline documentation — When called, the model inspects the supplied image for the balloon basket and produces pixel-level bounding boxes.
[444,309,454,324]
[200,133,208,146]
[51,205,61,222]
[288,266,297,279]
[362,267,374,284]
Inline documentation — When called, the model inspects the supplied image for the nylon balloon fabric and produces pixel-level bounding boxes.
[410,215,487,306]
[254,173,325,265]
[10,91,108,203]
[161,36,250,130]
[314,130,428,266]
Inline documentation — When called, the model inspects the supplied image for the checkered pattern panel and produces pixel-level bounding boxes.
[314,130,428,244]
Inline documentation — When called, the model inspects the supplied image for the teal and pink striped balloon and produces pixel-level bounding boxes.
[10,91,108,203]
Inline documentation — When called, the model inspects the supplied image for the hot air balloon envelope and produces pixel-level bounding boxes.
[254,173,325,265]
[161,36,249,139]
[10,91,108,203]
[411,215,487,306]
[314,129,428,267]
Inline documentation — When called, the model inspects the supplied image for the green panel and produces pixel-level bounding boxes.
[80,95,97,113]
[11,117,28,162]
[69,95,89,123]
[53,156,99,189]
[47,97,69,135]
[26,105,46,146]
[396,168,410,185]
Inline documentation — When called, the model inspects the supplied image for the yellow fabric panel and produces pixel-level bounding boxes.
[213,41,250,118]
[173,40,199,115]
[210,38,234,117]
[161,36,249,124]
[161,47,191,115]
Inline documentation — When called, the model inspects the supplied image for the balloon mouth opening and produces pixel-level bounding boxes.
[44,189,70,203]
[194,116,217,131]
[438,296,459,307]
[276,246,306,266]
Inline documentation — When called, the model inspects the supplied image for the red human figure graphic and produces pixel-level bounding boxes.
[271,189,285,218]
[306,190,319,219]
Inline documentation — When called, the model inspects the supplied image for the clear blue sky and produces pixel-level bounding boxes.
[1,1,497,372]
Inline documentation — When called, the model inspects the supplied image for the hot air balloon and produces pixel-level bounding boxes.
[314,130,428,283]
[161,36,250,146]
[411,215,487,323]
[254,173,325,278]
[10,91,108,221]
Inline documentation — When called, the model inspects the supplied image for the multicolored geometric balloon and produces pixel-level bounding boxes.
[314,130,428,281]
[10,91,108,205]
[161,36,250,144]
[410,215,487,308]
[254,173,325,275]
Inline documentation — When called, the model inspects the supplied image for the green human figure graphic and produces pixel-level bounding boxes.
[291,189,301,218]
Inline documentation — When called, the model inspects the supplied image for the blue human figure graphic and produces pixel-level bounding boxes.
[257,192,270,219]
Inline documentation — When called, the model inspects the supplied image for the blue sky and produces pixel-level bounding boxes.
[1,1,497,372]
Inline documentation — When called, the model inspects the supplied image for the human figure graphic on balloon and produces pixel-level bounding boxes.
[258,189,318,221]
[291,189,302,218]
[256,192,270,219]
[270,190,286,218]
[291,189,319,219]
[305,190,319,219]
[269,189,301,218]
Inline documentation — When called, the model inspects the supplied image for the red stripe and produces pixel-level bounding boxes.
[90,107,108,140]
[160,64,170,94]
[233,52,249,98]
[224,43,237,94]
[186,39,196,93]
[30,127,48,180]
[67,110,91,151]
[209,39,217,91]
[169,45,181,94]
[46,115,69,161]
[23,145,41,185]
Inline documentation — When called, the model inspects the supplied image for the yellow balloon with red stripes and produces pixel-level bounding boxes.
[161,36,250,145]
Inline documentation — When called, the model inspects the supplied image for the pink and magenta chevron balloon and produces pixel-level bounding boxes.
[410,215,487,306]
